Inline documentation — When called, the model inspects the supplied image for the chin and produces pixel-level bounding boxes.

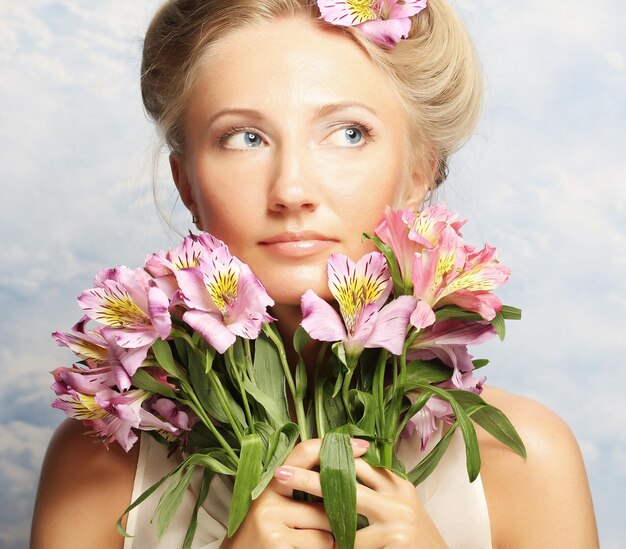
[259,265,332,307]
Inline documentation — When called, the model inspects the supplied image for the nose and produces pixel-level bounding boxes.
[268,141,319,214]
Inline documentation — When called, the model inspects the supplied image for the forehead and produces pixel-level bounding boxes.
[187,17,405,122]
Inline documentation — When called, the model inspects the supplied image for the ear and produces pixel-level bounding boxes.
[404,167,434,210]
[169,152,199,220]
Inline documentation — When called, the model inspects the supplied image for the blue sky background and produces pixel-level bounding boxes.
[1,1,624,547]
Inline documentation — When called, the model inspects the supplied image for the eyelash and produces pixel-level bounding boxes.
[217,121,376,148]
[218,126,265,147]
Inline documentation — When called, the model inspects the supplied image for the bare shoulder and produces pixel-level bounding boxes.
[477,386,599,549]
[31,418,139,548]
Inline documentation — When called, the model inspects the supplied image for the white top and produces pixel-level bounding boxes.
[124,428,492,548]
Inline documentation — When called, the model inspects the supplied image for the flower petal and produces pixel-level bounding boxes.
[357,17,413,47]
[300,289,348,343]
[182,309,236,354]
[365,295,416,355]
[318,0,378,26]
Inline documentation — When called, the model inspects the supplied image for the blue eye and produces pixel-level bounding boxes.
[242,132,262,147]
[343,127,363,145]
[221,128,265,149]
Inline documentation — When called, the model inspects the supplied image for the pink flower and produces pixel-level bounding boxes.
[77,266,172,388]
[374,204,466,290]
[407,318,496,388]
[301,253,416,358]
[318,0,428,48]
[401,394,452,450]
[175,247,274,354]
[51,366,179,451]
[410,232,511,329]
[52,316,111,367]
[145,233,226,300]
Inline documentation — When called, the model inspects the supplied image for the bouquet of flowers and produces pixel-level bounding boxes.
[51,204,524,549]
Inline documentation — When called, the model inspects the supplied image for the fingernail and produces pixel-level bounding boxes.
[351,438,370,449]
[274,466,293,480]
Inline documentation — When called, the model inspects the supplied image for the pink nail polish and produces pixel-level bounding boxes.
[351,438,370,449]
[274,466,293,480]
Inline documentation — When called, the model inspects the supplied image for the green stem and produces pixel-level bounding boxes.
[207,369,244,441]
[341,357,358,423]
[180,381,239,464]
[227,347,255,435]
[263,326,309,440]
[243,339,255,384]
[313,343,329,439]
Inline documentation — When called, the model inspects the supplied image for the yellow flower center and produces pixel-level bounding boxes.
[97,292,149,328]
[207,266,239,316]
[334,272,386,336]
[346,0,379,24]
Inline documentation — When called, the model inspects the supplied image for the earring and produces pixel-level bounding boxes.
[192,215,199,224]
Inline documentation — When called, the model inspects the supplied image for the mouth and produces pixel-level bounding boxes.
[259,231,338,257]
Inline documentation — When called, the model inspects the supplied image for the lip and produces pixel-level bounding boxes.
[259,231,338,258]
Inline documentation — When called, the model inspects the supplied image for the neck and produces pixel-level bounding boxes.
[270,303,322,379]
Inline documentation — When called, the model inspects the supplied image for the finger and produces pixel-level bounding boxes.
[354,457,404,492]
[282,500,332,531]
[292,528,335,548]
[281,438,370,470]
[273,464,323,498]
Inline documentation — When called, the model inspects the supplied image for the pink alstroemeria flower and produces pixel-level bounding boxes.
[318,0,428,48]
[52,367,178,451]
[374,204,466,289]
[410,226,510,330]
[145,233,226,300]
[77,266,172,388]
[53,316,111,366]
[301,252,416,358]
[402,369,486,449]
[408,318,496,388]
[175,247,274,354]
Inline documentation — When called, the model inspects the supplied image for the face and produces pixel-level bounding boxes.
[173,17,425,306]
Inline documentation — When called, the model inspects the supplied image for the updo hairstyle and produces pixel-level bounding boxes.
[141,0,482,194]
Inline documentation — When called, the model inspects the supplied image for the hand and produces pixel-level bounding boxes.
[269,444,448,549]
[220,438,370,549]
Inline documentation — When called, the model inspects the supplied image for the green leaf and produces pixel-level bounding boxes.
[324,382,348,430]
[252,423,299,499]
[424,386,481,482]
[500,305,522,320]
[152,338,185,379]
[295,358,308,400]
[117,458,187,538]
[472,358,489,369]
[243,379,286,428]
[435,305,483,322]
[320,432,357,549]
[331,342,348,370]
[182,468,214,549]
[349,390,377,434]
[402,360,452,387]
[293,326,311,355]
[492,311,506,341]
[252,332,290,425]
[449,390,526,459]
[228,434,264,537]
[407,425,457,485]
[395,391,432,439]
[155,465,196,540]
[331,369,344,399]
[132,368,177,399]
[447,397,481,482]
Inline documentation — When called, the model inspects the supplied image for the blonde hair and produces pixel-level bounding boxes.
[141,0,482,194]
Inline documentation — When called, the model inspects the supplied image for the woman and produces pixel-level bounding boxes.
[31,1,598,547]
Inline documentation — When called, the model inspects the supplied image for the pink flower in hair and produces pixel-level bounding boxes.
[317,0,428,48]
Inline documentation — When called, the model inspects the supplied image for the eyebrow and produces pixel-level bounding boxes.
[204,102,381,129]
